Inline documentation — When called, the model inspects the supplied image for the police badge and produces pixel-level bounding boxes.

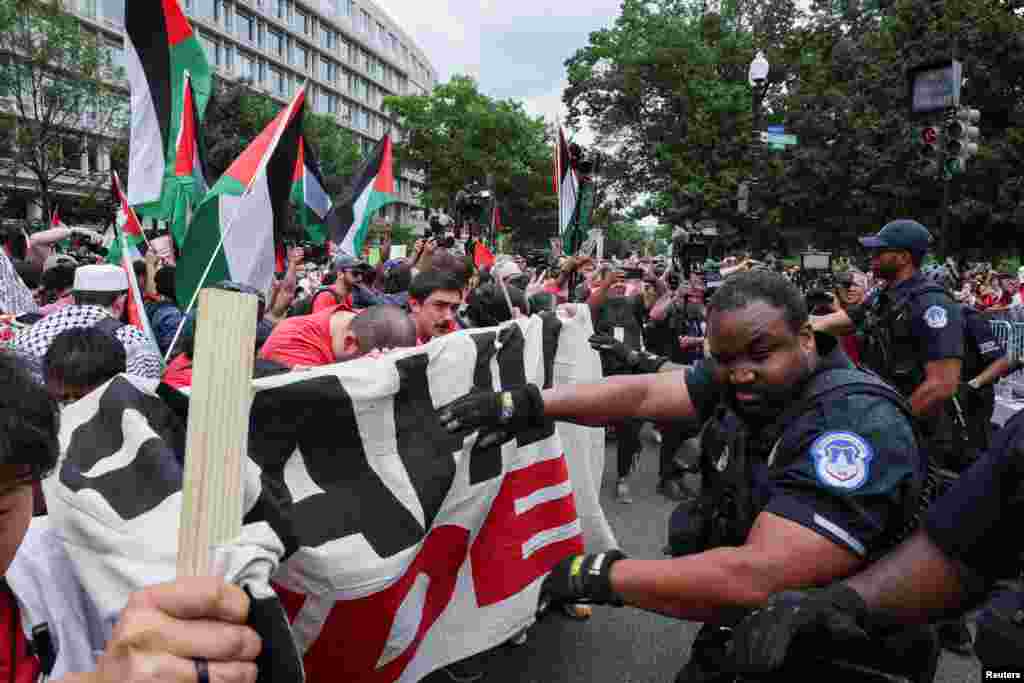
[809,431,874,490]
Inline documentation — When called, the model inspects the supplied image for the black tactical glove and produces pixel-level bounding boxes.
[438,384,545,450]
[244,587,304,683]
[727,584,869,674]
[541,550,628,609]
[588,334,667,374]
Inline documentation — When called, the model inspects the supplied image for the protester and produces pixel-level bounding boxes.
[260,303,416,369]
[407,270,464,343]
[42,327,126,407]
[37,261,78,316]
[143,251,184,356]
[11,265,163,383]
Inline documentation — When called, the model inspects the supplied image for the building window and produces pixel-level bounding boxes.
[199,33,217,66]
[272,0,287,21]
[191,0,214,21]
[62,137,84,170]
[295,9,310,34]
[389,33,398,54]
[344,0,353,17]
[101,0,125,26]
[338,38,349,61]
[320,26,335,50]
[359,9,370,33]
[258,58,267,84]
[79,0,97,19]
[348,43,357,64]
[270,67,285,96]
[376,23,386,44]
[223,2,233,31]
[328,92,338,114]
[87,141,101,174]
[239,52,255,80]
[237,11,256,43]
[257,21,265,48]
[268,29,284,57]
[320,59,336,83]
[294,44,309,71]
[223,43,234,70]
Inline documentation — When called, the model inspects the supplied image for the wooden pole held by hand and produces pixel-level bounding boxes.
[177,288,258,577]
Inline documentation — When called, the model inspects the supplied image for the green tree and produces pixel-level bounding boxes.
[384,75,556,242]
[0,0,127,222]
[564,0,799,245]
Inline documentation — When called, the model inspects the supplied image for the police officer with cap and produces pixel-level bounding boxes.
[727,407,1024,678]
[814,220,975,653]
[438,270,936,682]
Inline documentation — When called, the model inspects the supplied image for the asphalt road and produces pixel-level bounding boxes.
[429,433,983,683]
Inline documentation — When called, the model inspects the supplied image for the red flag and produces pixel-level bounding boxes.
[493,205,502,232]
[51,208,63,228]
[474,241,495,269]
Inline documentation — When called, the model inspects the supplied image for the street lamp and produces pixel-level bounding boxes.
[745,51,770,252]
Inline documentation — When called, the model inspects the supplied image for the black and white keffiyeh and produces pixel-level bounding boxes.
[0,249,39,317]
[12,305,164,381]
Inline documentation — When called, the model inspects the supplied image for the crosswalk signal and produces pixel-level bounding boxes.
[916,125,942,176]
[944,107,980,175]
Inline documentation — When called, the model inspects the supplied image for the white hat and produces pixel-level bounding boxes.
[73,264,128,292]
[492,260,522,281]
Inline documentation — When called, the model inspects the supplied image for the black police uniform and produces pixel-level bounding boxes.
[850,272,964,471]
[960,304,1004,453]
[669,333,934,682]
[922,408,1024,673]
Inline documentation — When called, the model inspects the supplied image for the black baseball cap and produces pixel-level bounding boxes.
[858,220,932,255]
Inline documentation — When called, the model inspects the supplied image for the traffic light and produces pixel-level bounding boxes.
[944,107,980,175]
[916,125,943,176]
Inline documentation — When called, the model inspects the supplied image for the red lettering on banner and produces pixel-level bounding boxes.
[278,525,469,683]
[470,455,583,607]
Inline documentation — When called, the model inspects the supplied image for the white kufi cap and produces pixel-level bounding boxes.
[73,264,128,292]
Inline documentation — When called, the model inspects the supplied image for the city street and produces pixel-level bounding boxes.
[448,435,982,683]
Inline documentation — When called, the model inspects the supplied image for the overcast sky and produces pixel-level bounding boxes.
[373,0,622,142]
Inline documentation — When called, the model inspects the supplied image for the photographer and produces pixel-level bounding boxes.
[25,223,104,269]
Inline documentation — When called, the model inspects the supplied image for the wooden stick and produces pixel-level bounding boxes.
[177,288,259,577]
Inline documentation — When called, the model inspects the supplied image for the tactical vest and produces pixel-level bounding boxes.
[690,365,924,560]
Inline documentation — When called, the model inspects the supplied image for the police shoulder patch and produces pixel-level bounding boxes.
[923,305,948,329]
[809,431,874,491]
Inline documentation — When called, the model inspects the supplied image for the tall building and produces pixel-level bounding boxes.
[3,0,437,230]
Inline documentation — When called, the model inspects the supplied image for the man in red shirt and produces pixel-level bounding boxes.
[311,254,363,313]
[260,303,417,368]
[407,271,464,344]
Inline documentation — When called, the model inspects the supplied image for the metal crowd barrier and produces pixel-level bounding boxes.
[990,320,1024,383]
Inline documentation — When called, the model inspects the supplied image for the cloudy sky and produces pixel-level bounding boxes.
[373,0,623,141]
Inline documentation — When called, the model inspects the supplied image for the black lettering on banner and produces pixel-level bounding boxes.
[247,373,442,560]
[468,331,503,485]
[60,377,185,520]
[495,317,561,449]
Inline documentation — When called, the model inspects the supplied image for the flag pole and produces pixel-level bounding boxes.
[163,84,307,363]
[555,118,562,246]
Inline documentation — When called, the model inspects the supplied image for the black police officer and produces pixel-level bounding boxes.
[728,407,1024,678]
[438,270,934,682]
[813,220,964,472]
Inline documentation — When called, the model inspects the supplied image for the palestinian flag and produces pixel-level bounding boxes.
[125,0,212,219]
[110,172,159,350]
[290,137,332,244]
[175,86,306,310]
[554,126,579,235]
[165,71,209,247]
[106,172,145,266]
[328,133,398,257]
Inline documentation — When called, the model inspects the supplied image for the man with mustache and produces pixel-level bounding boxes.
[437,270,935,682]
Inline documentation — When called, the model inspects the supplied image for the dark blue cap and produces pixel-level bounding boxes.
[858,220,932,255]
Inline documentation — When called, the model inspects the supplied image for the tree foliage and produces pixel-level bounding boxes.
[384,75,557,244]
[0,0,127,221]
[566,0,1024,260]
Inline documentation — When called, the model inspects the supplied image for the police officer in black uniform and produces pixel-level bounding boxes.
[728,407,1024,678]
[812,220,976,653]
[438,270,936,682]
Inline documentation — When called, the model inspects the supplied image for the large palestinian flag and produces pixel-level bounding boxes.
[290,137,332,244]
[125,0,212,226]
[328,133,398,257]
[174,86,306,310]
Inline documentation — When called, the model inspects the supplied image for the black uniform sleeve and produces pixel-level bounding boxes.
[763,394,920,558]
[923,410,1024,583]
[963,305,1004,363]
[683,361,721,423]
[910,293,964,362]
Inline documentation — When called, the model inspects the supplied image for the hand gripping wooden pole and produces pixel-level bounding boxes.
[177,288,259,577]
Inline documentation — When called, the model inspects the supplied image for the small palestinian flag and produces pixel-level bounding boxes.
[166,71,209,247]
[290,137,332,245]
[125,0,212,218]
[328,133,398,257]
[175,86,307,310]
[106,172,145,266]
